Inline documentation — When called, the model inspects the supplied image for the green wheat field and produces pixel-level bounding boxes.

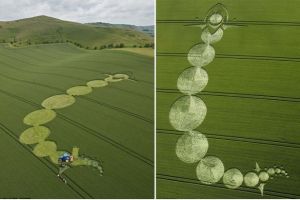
[156,0,300,198]
[0,42,154,198]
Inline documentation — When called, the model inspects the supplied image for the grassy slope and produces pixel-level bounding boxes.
[113,48,154,57]
[0,43,154,198]
[0,16,153,47]
[157,0,300,198]
[87,22,154,37]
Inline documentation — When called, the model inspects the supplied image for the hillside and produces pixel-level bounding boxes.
[0,15,153,48]
[87,22,154,37]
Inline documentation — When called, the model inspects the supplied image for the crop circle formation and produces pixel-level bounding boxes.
[19,73,130,177]
[169,3,288,196]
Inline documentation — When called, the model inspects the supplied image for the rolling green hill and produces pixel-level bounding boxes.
[0,43,154,198]
[0,15,153,48]
[87,22,154,37]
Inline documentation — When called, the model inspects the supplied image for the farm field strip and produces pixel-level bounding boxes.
[0,49,154,86]
[59,66,153,85]
[156,129,300,149]
[0,46,154,71]
[0,47,154,70]
[0,58,153,101]
[156,25,300,58]
[157,20,300,26]
[156,178,283,199]
[2,45,154,69]
[0,59,87,81]
[157,52,300,62]
[157,1,300,24]
[156,174,298,199]
[156,57,300,99]
[157,88,300,103]
[0,88,153,166]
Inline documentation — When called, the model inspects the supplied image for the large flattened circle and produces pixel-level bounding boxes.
[223,168,243,189]
[19,126,50,145]
[187,43,215,67]
[169,96,207,131]
[201,28,223,44]
[177,67,208,95]
[244,172,259,187]
[196,156,225,184]
[176,131,208,163]
[67,86,92,96]
[33,141,57,157]
[23,109,56,126]
[87,80,108,88]
[42,94,75,109]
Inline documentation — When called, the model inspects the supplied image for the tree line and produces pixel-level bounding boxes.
[0,38,154,50]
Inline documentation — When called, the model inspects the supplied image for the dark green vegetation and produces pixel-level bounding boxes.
[157,0,300,198]
[87,22,154,37]
[0,15,153,49]
[0,43,154,198]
